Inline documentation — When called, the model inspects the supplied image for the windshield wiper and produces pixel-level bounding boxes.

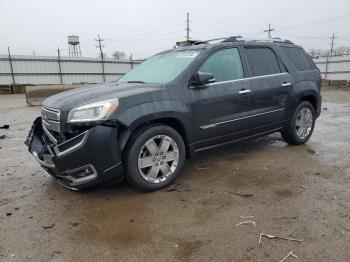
[126,80,146,84]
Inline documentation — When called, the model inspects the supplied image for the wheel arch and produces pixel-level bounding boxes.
[293,80,321,116]
[118,115,192,158]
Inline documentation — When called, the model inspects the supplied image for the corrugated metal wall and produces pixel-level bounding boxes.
[0,55,141,85]
[313,55,350,80]
[1,54,349,84]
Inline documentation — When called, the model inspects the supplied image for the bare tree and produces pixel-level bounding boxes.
[308,46,350,58]
[112,51,126,61]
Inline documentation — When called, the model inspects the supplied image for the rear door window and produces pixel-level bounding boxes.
[244,47,281,77]
[199,48,244,82]
[281,47,316,71]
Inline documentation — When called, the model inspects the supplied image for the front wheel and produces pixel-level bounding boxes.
[282,101,316,145]
[125,125,186,191]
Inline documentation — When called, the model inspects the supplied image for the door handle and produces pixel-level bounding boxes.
[282,82,292,87]
[238,89,251,94]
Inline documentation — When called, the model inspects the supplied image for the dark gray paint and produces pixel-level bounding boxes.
[41,40,322,151]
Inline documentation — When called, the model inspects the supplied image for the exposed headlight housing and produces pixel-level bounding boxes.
[67,98,119,123]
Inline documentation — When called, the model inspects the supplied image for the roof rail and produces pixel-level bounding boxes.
[195,36,243,44]
[175,36,294,47]
[249,37,294,44]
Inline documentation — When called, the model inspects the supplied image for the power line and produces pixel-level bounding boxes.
[191,20,233,35]
[278,13,350,31]
[105,29,184,42]
[104,20,184,41]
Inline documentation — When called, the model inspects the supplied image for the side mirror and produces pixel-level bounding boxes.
[191,71,215,87]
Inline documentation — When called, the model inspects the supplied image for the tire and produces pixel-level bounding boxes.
[125,124,186,191]
[282,101,316,145]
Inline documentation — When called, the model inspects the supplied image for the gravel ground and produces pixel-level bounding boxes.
[0,88,349,262]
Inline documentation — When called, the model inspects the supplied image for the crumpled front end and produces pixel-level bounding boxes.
[25,116,124,190]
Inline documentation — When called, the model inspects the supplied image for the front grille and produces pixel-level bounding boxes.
[42,107,61,133]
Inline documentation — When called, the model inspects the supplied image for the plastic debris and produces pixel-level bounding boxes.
[166,183,192,192]
[280,250,298,262]
[42,223,55,229]
[195,166,209,170]
[239,216,254,219]
[236,220,256,227]
[259,233,303,244]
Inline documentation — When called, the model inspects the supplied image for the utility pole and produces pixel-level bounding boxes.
[95,34,106,83]
[57,47,63,84]
[186,12,190,42]
[263,24,275,39]
[325,33,337,81]
[7,47,15,85]
[129,54,134,69]
[32,50,36,56]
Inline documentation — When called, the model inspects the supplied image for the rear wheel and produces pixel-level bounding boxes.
[125,125,185,191]
[282,101,315,145]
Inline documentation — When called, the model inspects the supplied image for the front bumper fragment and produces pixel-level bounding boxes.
[25,117,124,190]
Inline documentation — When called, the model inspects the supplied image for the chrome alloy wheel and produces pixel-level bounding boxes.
[295,107,313,139]
[138,135,179,184]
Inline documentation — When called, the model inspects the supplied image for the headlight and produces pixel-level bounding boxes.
[67,98,119,123]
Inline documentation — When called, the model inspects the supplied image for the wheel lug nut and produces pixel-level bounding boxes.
[160,161,163,165]
[162,156,166,159]
[153,158,156,162]
[155,163,158,166]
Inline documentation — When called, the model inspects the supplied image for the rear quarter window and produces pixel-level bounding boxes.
[281,47,317,71]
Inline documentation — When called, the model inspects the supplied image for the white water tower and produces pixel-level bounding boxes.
[68,35,82,57]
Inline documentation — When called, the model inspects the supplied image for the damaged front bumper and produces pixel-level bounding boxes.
[25,117,124,190]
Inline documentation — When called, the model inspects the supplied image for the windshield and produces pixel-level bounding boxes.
[119,50,200,84]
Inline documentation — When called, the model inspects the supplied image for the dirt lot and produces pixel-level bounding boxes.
[0,88,349,262]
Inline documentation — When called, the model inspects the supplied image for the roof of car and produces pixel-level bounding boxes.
[172,37,300,51]
[153,37,301,58]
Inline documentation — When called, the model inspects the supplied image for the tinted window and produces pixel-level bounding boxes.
[282,47,316,71]
[244,47,281,76]
[199,48,244,82]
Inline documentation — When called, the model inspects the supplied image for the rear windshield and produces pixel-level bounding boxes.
[119,50,200,84]
[281,47,317,71]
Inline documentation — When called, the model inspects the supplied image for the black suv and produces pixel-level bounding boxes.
[25,37,322,191]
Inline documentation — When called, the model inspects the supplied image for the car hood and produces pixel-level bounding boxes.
[42,82,162,111]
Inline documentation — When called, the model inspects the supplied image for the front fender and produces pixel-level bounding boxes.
[116,100,194,142]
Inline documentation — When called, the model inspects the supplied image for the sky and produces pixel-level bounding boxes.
[1,0,350,59]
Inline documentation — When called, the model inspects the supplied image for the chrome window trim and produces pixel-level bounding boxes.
[200,108,285,129]
[205,72,288,86]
